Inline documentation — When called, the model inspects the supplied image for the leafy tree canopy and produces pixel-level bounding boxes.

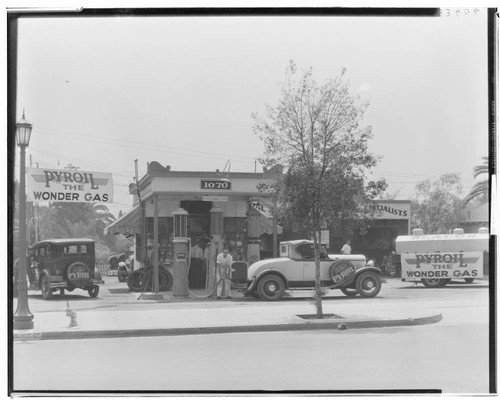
[253,61,386,237]
[411,173,469,234]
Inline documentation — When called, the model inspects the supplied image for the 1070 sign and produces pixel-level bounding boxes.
[200,179,232,190]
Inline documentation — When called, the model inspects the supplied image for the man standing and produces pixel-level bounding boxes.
[216,248,233,299]
[341,240,352,255]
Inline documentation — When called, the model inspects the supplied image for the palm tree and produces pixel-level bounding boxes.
[464,156,489,204]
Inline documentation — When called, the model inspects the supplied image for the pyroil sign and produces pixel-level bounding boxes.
[27,168,114,203]
[401,251,483,279]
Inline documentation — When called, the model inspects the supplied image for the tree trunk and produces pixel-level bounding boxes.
[313,230,323,318]
[272,195,278,258]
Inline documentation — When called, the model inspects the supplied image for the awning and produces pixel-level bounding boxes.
[258,209,283,235]
[105,206,141,236]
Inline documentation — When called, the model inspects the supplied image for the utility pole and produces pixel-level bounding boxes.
[135,160,145,269]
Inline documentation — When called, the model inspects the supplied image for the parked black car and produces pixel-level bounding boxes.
[23,238,104,300]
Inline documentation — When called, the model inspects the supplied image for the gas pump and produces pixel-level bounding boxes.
[246,206,261,265]
[172,208,189,297]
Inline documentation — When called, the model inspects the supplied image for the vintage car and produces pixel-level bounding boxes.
[107,253,131,282]
[26,238,104,300]
[244,240,382,301]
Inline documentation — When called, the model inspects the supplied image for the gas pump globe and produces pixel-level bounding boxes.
[210,207,223,236]
[246,207,261,265]
[173,208,188,238]
[172,208,189,297]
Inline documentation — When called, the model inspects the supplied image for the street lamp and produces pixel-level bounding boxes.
[13,110,34,330]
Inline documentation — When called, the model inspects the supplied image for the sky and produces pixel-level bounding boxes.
[13,8,490,217]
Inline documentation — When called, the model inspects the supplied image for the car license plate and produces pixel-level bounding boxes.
[107,270,118,276]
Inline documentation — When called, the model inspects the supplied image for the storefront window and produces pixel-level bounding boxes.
[354,219,408,267]
[145,217,174,266]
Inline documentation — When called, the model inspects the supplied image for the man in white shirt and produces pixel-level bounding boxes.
[341,240,352,255]
[216,248,233,299]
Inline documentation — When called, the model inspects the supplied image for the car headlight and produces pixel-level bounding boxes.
[367,260,375,267]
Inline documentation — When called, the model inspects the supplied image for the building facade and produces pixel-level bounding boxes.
[107,162,281,281]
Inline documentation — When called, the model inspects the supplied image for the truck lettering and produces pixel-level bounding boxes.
[406,270,449,278]
[415,253,466,268]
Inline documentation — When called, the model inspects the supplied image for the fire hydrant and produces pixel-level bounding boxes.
[68,311,78,328]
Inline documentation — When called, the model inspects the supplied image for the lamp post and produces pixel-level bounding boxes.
[13,110,34,330]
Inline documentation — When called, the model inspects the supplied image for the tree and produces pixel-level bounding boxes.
[464,156,489,205]
[253,62,386,317]
[411,173,469,234]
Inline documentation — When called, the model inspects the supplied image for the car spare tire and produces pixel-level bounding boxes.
[66,262,91,287]
[329,260,356,288]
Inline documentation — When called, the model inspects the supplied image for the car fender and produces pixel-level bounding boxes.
[37,269,52,289]
[333,266,380,289]
[354,266,381,277]
[249,270,289,292]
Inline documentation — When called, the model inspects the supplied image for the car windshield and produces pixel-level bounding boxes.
[296,244,314,260]
[295,243,329,260]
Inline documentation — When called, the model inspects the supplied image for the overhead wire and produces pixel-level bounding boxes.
[34,126,259,164]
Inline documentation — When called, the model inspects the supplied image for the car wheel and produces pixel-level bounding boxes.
[464,278,475,284]
[355,271,381,298]
[159,269,173,291]
[340,287,359,297]
[88,285,99,298]
[127,270,145,292]
[257,274,285,301]
[41,276,53,300]
[421,278,449,288]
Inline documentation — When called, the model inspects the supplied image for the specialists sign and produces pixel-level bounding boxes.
[27,168,113,203]
[401,251,483,280]
[374,202,410,220]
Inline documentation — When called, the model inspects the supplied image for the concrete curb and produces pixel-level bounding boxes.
[14,313,442,341]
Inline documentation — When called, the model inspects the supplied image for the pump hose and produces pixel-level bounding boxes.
[187,277,228,299]
[186,252,235,299]
[185,239,222,299]
[136,269,152,300]
[130,238,240,299]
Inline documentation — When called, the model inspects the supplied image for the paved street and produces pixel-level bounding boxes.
[14,320,489,393]
[12,276,491,394]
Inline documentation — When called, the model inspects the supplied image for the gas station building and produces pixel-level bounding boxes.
[107,161,411,272]
[106,161,282,275]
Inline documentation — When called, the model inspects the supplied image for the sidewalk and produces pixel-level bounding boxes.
[13,293,443,341]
